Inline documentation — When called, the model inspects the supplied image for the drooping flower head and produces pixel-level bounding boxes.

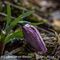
[22,23,47,53]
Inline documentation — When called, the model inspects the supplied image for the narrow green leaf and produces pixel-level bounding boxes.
[31,22,43,26]
[31,20,48,26]
[5,29,23,44]
[7,4,11,24]
[5,4,11,30]
[9,11,33,29]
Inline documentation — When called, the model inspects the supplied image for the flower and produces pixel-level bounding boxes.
[22,24,47,53]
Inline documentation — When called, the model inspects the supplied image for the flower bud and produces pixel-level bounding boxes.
[22,24,47,53]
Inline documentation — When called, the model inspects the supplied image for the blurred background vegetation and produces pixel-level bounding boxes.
[0,0,60,60]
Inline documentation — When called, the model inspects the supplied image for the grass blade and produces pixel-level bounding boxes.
[5,29,23,44]
[5,4,11,30]
[9,11,33,29]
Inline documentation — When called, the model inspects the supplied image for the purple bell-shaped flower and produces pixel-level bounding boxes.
[22,24,47,53]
